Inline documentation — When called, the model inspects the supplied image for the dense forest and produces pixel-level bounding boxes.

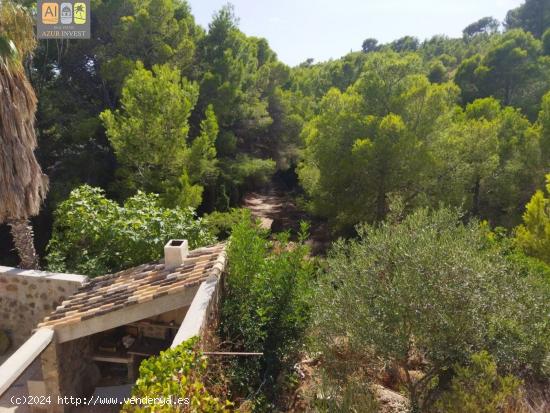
[1,0,550,411]
[2,0,550,254]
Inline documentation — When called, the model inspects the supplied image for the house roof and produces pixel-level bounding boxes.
[37,243,226,329]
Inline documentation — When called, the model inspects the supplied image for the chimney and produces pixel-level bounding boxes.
[164,239,189,269]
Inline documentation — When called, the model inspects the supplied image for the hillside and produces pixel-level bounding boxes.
[0,0,549,411]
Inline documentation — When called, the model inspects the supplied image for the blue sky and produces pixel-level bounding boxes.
[188,0,524,66]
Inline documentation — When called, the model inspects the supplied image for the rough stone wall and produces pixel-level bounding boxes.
[58,336,99,401]
[41,336,99,413]
[0,266,86,350]
[40,343,62,413]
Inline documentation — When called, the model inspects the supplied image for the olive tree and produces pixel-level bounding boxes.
[313,207,549,412]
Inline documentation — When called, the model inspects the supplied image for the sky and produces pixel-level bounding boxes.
[188,0,525,67]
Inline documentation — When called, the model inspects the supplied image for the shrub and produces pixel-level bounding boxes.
[203,208,248,240]
[543,28,550,56]
[515,174,550,265]
[313,207,549,412]
[220,212,315,406]
[436,351,522,413]
[228,155,276,190]
[46,185,215,276]
[123,338,232,412]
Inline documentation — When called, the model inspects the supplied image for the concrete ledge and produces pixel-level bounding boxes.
[0,266,88,284]
[0,328,54,397]
[171,276,220,347]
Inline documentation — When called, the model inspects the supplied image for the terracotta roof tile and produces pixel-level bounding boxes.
[37,243,226,329]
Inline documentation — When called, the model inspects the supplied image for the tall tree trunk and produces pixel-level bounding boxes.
[7,218,39,269]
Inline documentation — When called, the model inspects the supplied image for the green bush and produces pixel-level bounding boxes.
[543,28,550,55]
[228,155,276,190]
[220,211,315,406]
[46,185,215,276]
[123,338,232,412]
[203,208,248,240]
[313,207,550,412]
[515,174,550,265]
[436,351,522,413]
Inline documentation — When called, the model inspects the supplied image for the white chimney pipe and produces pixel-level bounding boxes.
[164,239,189,269]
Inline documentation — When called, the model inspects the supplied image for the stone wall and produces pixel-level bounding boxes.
[41,336,99,413]
[0,266,86,351]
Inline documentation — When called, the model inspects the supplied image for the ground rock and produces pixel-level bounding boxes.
[373,384,410,413]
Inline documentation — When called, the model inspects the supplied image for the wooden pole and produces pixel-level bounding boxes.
[203,351,263,356]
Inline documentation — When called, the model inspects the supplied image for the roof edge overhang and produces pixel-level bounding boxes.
[54,285,199,343]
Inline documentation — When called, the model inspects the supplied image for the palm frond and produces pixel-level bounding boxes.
[0,0,48,222]
[0,0,36,59]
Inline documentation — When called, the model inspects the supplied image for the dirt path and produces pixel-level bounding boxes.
[242,188,300,230]
[242,189,330,255]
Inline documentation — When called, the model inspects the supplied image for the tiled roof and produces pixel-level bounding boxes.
[38,243,226,329]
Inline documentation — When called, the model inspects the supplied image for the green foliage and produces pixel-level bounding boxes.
[289,51,368,100]
[123,337,232,412]
[431,114,499,216]
[543,28,550,55]
[455,29,548,118]
[390,36,420,53]
[313,207,550,411]
[113,0,202,71]
[427,59,448,83]
[298,51,459,230]
[46,185,214,276]
[32,0,205,210]
[361,38,380,53]
[540,91,550,163]
[228,155,276,190]
[505,0,550,38]
[203,208,248,240]
[431,97,542,226]
[454,53,484,103]
[8,1,550,410]
[188,104,219,185]
[417,35,468,69]
[266,87,306,170]
[0,0,35,60]
[463,17,500,38]
[28,0,298,219]
[436,351,522,413]
[193,4,292,207]
[220,213,315,405]
[101,63,208,208]
[24,0,550,253]
[298,45,544,230]
[515,174,550,264]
